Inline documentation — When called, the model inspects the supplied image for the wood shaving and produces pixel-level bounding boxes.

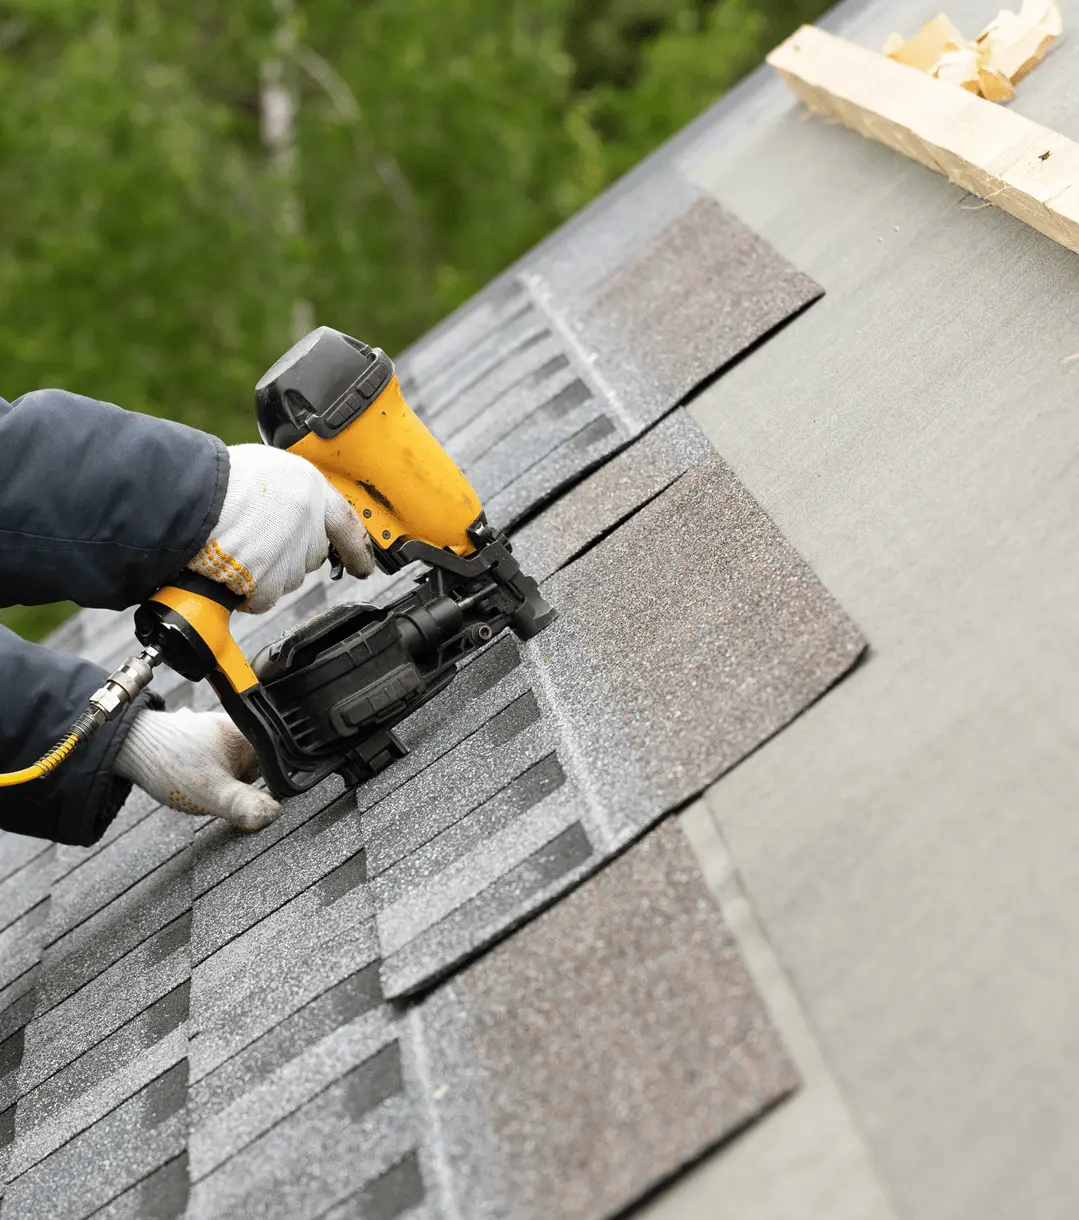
[882,2,1062,101]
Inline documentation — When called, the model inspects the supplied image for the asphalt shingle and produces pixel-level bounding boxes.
[186,1053,417,1220]
[188,877,376,1082]
[36,849,191,1013]
[85,1152,189,1220]
[189,1002,396,1181]
[0,904,47,1018]
[51,789,165,884]
[44,812,190,947]
[0,836,50,888]
[5,986,187,1179]
[418,820,796,1220]
[509,408,714,582]
[1,1060,188,1220]
[16,914,190,1101]
[372,446,866,998]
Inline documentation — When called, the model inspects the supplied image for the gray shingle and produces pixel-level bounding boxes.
[7,984,188,1178]
[17,914,189,1098]
[367,755,567,911]
[1,1060,188,1220]
[403,278,528,391]
[36,850,191,1013]
[44,812,190,947]
[191,808,365,965]
[51,790,165,884]
[189,965,382,1125]
[0,1026,26,1116]
[319,1151,427,1220]
[0,836,51,888]
[483,413,621,529]
[436,337,572,445]
[418,821,796,1220]
[378,819,593,1000]
[0,903,47,995]
[361,692,546,879]
[189,1003,396,1181]
[188,776,345,901]
[366,452,865,998]
[188,880,376,1081]
[411,302,546,419]
[187,1054,416,1220]
[0,978,38,1046]
[85,1153,189,1220]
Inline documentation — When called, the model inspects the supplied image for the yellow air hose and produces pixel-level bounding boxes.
[0,646,161,787]
[0,726,93,786]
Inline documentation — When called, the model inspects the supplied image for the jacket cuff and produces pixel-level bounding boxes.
[174,435,230,574]
[55,687,166,847]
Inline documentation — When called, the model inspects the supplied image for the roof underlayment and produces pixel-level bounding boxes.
[19,0,1076,1210]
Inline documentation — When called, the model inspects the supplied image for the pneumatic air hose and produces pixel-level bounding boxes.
[0,646,162,787]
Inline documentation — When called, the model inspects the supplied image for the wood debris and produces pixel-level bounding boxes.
[766,25,1079,257]
[881,1,1062,101]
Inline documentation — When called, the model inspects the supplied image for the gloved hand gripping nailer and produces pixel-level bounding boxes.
[0,327,554,799]
[132,327,555,796]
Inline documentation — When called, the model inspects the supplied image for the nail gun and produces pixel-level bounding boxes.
[126,327,556,797]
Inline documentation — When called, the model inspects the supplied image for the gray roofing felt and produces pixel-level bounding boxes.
[624,4,1079,1218]
[0,76,869,1220]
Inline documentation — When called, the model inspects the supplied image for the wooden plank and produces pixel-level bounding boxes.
[767,25,1079,256]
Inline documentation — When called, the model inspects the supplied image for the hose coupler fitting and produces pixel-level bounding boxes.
[88,645,163,724]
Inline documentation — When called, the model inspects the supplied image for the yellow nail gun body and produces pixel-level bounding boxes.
[134,327,556,796]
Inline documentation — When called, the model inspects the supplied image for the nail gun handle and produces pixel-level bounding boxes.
[134,571,258,693]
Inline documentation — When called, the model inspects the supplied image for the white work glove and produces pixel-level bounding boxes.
[115,709,281,831]
[188,444,375,614]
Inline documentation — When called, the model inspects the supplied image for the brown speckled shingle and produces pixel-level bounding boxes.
[422,820,797,1220]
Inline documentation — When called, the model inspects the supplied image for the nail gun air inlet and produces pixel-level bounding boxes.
[0,646,162,786]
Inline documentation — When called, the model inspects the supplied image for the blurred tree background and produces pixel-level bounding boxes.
[0,0,831,641]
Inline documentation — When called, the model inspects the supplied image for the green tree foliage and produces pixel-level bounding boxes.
[0,0,831,641]
[291,0,607,354]
[0,1,294,441]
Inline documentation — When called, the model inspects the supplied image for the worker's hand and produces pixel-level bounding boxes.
[187,444,375,614]
[114,709,281,831]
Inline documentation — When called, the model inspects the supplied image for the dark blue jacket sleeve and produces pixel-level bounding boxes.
[0,389,228,844]
[0,389,229,608]
[0,628,163,845]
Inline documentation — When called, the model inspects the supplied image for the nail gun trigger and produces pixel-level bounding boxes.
[327,545,344,581]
